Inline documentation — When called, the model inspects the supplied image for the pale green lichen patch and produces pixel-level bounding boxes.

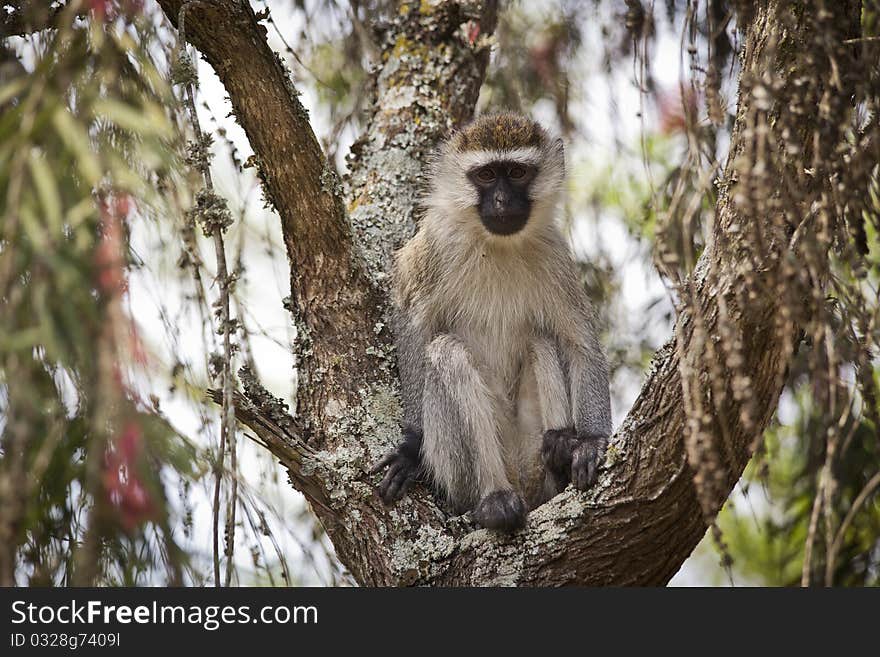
[304,445,367,510]
[391,523,457,584]
[298,454,320,478]
[455,529,527,586]
[353,382,405,468]
[604,442,622,467]
[343,0,490,283]
[319,162,348,219]
[323,397,347,420]
[238,365,299,437]
[273,50,309,123]
[309,379,403,510]
[347,147,423,279]
[347,480,375,502]
[362,383,402,433]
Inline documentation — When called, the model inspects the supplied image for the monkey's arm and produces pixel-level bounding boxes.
[542,301,612,492]
[371,307,427,504]
[394,306,428,435]
[566,334,612,489]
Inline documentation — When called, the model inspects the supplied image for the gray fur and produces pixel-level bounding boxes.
[422,334,511,511]
[388,115,611,523]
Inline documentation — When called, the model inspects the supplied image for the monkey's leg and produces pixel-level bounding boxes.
[422,335,526,531]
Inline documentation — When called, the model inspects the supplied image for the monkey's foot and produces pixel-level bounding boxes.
[541,429,609,491]
[541,428,580,479]
[370,427,422,504]
[472,490,527,532]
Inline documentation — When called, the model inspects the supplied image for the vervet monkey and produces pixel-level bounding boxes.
[372,113,612,532]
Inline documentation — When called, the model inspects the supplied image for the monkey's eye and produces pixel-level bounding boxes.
[508,165,527,180]
[475,167,496,184]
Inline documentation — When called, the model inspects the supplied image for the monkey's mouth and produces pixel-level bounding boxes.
[480,210,530,236]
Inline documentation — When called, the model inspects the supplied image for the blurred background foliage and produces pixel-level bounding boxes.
[1,0,878,586]
[0,1,198,585]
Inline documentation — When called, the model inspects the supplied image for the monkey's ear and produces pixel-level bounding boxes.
[554,137,565,170]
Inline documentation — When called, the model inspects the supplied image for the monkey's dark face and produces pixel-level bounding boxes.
[467,160,537,236]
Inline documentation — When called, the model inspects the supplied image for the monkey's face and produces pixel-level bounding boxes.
[424,113,565,239]
[466,160,537,236]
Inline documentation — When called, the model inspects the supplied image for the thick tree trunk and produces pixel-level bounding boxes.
[169,1,859,585]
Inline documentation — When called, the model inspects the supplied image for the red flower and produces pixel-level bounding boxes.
[94,196,128,295]
[89,1,143,22]
[89,0,111,20]
[128,323,148,367]
[466,21,481,46]
[657,85,699,135]
[113,193,132,219]
[103,422,158,530]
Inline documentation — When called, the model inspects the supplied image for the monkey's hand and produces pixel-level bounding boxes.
[541,428,609,491]
[369,426,422,505]
[570,433,609,491]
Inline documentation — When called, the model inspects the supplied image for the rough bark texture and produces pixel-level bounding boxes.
[173,1,858,585]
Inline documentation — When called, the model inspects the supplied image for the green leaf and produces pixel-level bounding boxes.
[52,109,102,186]
[92,98,172,139]
[28,150,63,233]
[66,197,97,233]
[0,77,28,107]
[19,201,49,250]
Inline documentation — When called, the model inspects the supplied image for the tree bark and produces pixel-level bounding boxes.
[171,0,859,585]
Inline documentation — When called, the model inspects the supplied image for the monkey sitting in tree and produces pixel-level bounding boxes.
[371,113,612,532]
